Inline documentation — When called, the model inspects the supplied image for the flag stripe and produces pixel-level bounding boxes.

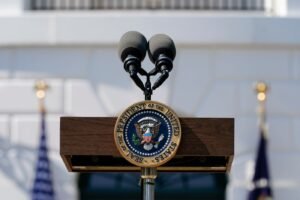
[32,112,55,200]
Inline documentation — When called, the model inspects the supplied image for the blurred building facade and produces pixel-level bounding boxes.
[0,0,300,199]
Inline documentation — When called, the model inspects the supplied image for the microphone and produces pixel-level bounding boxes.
[118,31,148,90]
[147,34,176,90]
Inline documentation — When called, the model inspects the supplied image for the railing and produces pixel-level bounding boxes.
[30,0,267,11]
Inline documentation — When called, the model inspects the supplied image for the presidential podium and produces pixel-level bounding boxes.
[60,31,235,200]
[60,117,234,173]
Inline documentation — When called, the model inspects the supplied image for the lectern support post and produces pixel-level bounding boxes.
[141,168,157,200]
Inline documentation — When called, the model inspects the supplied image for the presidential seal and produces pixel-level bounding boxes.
[114,101,181,167]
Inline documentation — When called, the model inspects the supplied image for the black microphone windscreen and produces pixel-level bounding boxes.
[118,31,148,62]
[148,34,176,63]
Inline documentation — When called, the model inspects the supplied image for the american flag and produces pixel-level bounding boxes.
[248,126,272,200]
[32,111,55,200]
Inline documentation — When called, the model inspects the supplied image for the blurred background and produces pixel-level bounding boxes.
[0,0,299,199]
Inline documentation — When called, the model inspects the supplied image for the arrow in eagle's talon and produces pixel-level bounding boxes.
[154,134,164,148]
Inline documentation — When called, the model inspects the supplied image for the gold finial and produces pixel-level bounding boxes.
[34,80,49,113]
[255,82,268,102]
[35,80,49,100]
[255,81,269,138]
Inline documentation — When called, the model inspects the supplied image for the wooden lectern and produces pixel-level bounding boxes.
[60,31,234,200]
[60,117,234,172]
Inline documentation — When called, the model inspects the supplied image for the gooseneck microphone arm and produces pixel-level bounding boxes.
[124,55,152,100]
[151,54,173,90]
[144,75,152,100]
[152,67,169,90]
[129,66,146,92]
[124,56,146,91]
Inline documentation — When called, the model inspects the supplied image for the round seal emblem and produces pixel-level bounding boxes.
[114,101,181,167]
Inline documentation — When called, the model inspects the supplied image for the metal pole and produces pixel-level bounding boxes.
[255,82,268,138]
[141,168,157,200]
[143,178,155,200]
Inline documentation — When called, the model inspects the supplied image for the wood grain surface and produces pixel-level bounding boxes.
[60,117,234,172]
[60,117,234,156]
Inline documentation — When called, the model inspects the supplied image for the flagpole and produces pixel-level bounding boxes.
[34,80,49,113]
[255,82,268,138]
[32,80,55,200]
[248,81,273,200]
[141,167,157,200]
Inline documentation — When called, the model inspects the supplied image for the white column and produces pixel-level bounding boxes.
[286,0,300,15]
[264,0,287,16]
[272,0,287,16]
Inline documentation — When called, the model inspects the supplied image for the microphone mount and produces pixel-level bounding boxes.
[126,63,172,101]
